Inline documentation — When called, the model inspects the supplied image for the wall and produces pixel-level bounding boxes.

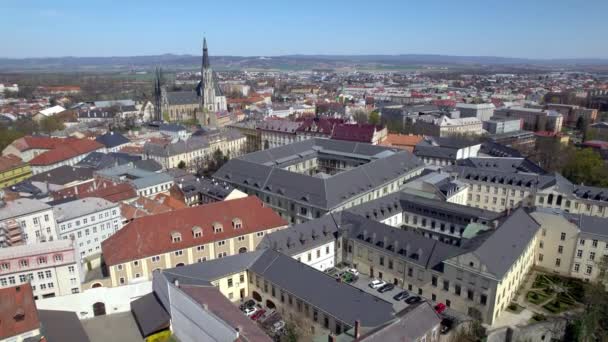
[35,281,152,319]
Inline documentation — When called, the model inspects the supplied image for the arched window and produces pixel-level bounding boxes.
[93,302,106,316]
[238,247,248,254]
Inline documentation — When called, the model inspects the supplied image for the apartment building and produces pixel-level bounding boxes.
[455,103,496,121]
[413,115,483,137]
[0,198,58,245]
[27,138,105,175]
[494,106,563,133]
[101,196,287,287]
[0,154,32,188]
[53,197,122,258]
[545,103,597,127]
[258,120,301,150]
[259,215,338,271]
[0,240,83,299]
[144,129,246,169]
[413,137,481,166]
[214,138,424,224]
[95,163,174,198]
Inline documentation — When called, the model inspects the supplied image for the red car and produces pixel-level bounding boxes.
[250,309,266,321]
[435,303,447,314]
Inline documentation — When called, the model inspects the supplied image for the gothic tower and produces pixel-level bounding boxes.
[196,38,226,127]
[153,67,163,122]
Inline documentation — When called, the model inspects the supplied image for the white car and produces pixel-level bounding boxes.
[244,306,257,316]
[348,268,360,276]
[369,279,387,289]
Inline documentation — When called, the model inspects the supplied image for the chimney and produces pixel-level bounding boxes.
[383,236,387,247]
[394,240,399,252]
[355,320,361,339]
[371,232,376,243]
[328,333,336,342]
[362,230,367,240]
[174,279,179,288]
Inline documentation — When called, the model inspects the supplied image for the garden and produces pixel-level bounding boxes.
[525,273,585,315]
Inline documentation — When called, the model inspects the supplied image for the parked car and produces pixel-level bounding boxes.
[369,279,387,289]
[440,318,454,334]
[393,291,410,301]
[434,303,447,314]
[244,306,257,316]
[271,320,285,334]
[251,309,266,321]
[240,299,256,311]
[405,296,422,304]
[378,283,395,293]
[347,268,360,276]
[258,309,276,323]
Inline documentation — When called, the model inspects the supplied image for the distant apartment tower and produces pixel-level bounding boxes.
[455,103,496,121]
[483,117,522,135]
[494,106,563,133]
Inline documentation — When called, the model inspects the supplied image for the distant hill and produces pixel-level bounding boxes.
[1,54,607,72]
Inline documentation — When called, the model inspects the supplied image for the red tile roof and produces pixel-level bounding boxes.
[295,117,344,135]
[11,136,72,152]
[0,284,39,340]
[331,123,382,143]
[153,193,187,210]
[29,138,103,166]
[120,197,173,222]
[52,178,137,203]
[0,154,26,173]
[101,196,287,266]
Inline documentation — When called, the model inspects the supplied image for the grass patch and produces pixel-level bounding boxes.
[527,291,549,305]
[507,302,524,313]
[543,299,572,314]
[530,313,547,323]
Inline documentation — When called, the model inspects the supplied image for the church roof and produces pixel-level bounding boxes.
[165,91,199,106]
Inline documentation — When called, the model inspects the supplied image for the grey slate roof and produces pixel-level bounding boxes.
[457,157,545,174]
[359,302,441,342]
[565,213,608,238]
[175,175,238,201]
[448,165,555,190]
[165,91,199,106]
[130,293,170,337]
[259,214,339,256]
[76,152,140,170]
[467,208,539,278]
[249,248,396,328]
[38,309,91,342]
[29,165,94,185]
[341,211,466,270]
[131,173,173,189]
[52,197,118,222]
[95,131,130,148]
[215,139,423,210]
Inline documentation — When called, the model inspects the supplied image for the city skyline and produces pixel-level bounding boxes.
[1,0,608,59]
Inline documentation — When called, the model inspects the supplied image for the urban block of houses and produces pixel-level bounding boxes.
[214,138,424,224]
[95,163,173,198]
[0,154,32,188]
[101,196,287,286]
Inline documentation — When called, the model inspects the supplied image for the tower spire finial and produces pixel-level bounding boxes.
[202,37,210,69]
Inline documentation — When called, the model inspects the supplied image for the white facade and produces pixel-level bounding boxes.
[35,280,152,319]
[292,241,335,271]
[53,198,122,258]
[0,240,83,299]
[0,198,59,245]
[261,130,298,150]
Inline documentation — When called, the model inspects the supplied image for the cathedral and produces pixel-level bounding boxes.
[159,38,228,127]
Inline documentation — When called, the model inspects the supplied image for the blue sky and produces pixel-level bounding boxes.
[1,0,607,59]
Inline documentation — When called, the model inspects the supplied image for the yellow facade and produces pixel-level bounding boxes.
[0,163,32,188]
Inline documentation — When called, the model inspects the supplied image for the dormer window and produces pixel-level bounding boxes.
[18,260,28,268]
[37,257,47,265]
[192,226,203,238]
[171,232,182,243]
[232,218,242,229]
[213,222,223,233]
[1,263,9,270]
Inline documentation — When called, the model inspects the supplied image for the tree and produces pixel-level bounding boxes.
[368,110,380,125]
[562,148,608,187]
[352,110,368,124]
[38,116,65,135]
[177,160,186,169]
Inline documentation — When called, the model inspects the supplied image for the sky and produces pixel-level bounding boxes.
[1,0,607,59]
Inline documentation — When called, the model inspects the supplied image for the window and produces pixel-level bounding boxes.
[175,250,183,256]
[538,254,544,262]
[558,245,563,254]
[117,264,123,271]
[227,278,233,287]
[577,250,583,258]
[574,263,580,272]
[19,274,27,283]
[480,294,487,305]
[256,232,264,237]
[593,240,598,248]
[1,263,9,270]
[133,260,139,266]
[555,258,561,267]
[454,284,461,296]
[467,289,474,300]
[217,240,226,246]
[431,276,438,287]
[217,252,227,258]
[580,239,585,246]
[590,252,596,261]
[119,277,126,285]
[135,273,141,278]
[560,233,566,241]
[539,241,544,249]
[19,259,28,268]
[240,274,244,283]
[171,233,182,243]
[443,280,449,291]
[151,256,160,263]
[38,257,47,265]
[586,265,593,275]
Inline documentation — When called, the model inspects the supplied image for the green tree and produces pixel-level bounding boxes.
[177,161,186,169]
[368,110,380,125]
[352,110,368,124]
[562,149,608,187]
[38,116,65,135]
[0,127,25,151]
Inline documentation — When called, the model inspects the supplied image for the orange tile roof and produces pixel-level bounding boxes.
[101,196,287,266]
[0,284,39,340]
[29,138,104,166]
[12,136,72,152]
[52,179,137,203]
[154,193,187,210]
[379,134,424,152]
[0,155,26,173]
[120,197,173,221]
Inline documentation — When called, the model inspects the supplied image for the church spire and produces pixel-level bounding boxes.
[202,37,210,69]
